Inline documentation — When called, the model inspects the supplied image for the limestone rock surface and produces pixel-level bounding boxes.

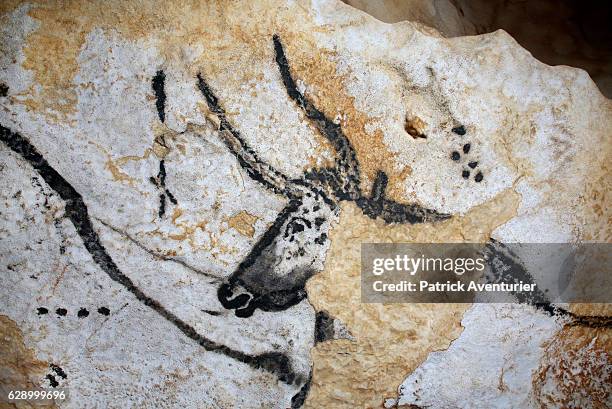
[0,1,610,408]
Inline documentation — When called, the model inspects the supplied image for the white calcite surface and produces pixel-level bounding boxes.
[395,304,562,408]
[0,1,609,408]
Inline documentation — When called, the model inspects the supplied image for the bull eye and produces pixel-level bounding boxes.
[284,217,313,239]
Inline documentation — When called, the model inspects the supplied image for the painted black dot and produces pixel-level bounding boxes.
[451,151,460,161]
[463,143,471,154]
[314,233,328,245]
[56,308,67,316]
[452,125,466,135]
[77,308,89,318]
[314,217,326,228]
[0,83,8,97]
[474,172,484,182]
[468,161,478,169]
[46,374,59,388]
[462,170,470,179]
[97,306,110,316]
[50,364,67,379]
[37,307,48,315]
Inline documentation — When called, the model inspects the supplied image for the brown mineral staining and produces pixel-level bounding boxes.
[102,147,156,188]
[385,165,413,202]
[12,0,283,121]
[227,210,259,238]
[145,207,236,257]
[533,326,611,409]
[97,126,175,187]
[281,34,408,200]
[104,156,138,187]
[8,2,611,407]
[0,0,22,16]
[305,188,520,408]
[167,214,208,243]
[171,207,183,224]
[0,315,55,409]
[20,3,81,122]
[152,133,171,159]
[490,95,611,244]
[12,0,405,196]
[12,0,210,121]
[569,303,612,318]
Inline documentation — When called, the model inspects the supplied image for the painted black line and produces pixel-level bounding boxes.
[0,124,301,384]
[196,72,333,318]
[536,303,612,328]
[291,174,336,207]
[157,161,178,205]
[98,218,223,281]
[370,170,388,203]
[273,34,361,197]
[0,82,8,98]
[152,70,166,123]
[149,75,176,217]
[314,310,334,343]
[236,198,302,275]
[158,193,166,217]
[150,155,177,217]
[483,240,549,305]
[218,199,305,317]
[196,73,295,197]
[486,240,612,328]
[273,34,450,224]
[50,364,67,379]
[165,189,177,205]
[158,160,167,185]
[202,309,221,316]
[195,36,448,320]
[290,370,312,409]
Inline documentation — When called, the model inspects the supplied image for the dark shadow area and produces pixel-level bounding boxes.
[343,0,612,98]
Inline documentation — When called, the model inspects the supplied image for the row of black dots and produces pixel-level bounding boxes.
[36,307,111,317]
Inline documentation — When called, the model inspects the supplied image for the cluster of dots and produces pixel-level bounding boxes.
[450,125,483,183]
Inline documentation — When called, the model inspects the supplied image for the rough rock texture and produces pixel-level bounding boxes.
[0,1,610,408]
[344,0,612,98]
[343,0,471,34]
[395,304,562,408]
[305,193,516,408]
[0,315,55,409]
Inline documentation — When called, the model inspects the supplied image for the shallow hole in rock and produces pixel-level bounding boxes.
[404,116,427,139]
